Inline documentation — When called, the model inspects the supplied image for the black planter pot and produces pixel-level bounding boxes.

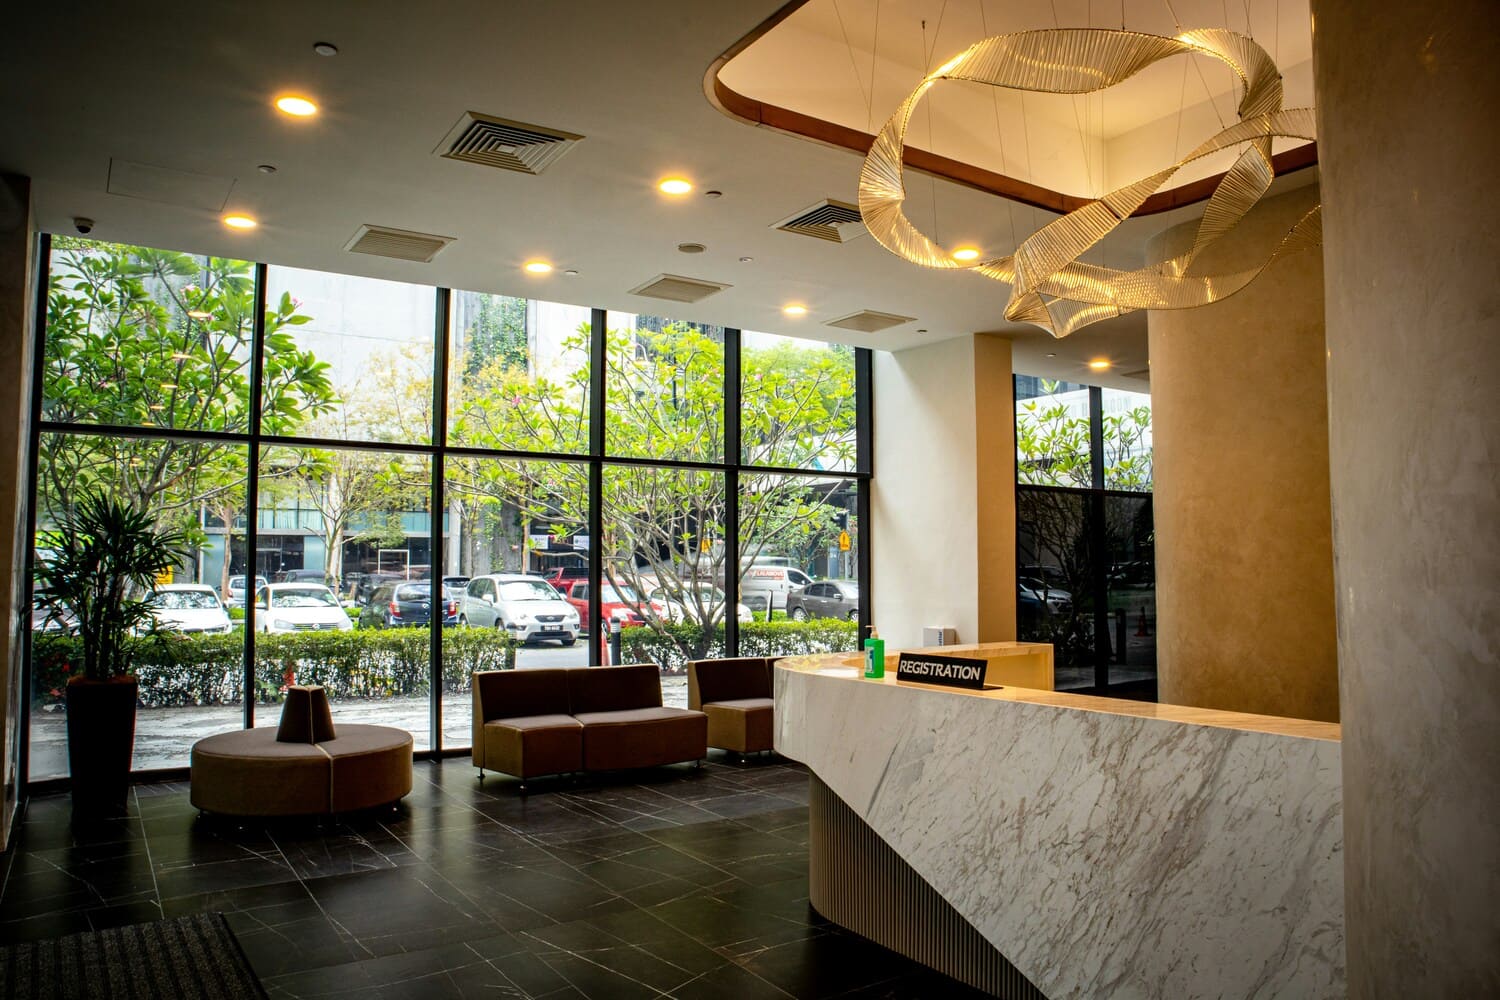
[66,676,138,815]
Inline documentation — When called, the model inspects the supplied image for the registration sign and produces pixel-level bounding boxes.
[896,651,991,691]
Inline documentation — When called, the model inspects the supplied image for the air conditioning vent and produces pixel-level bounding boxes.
[773,199,866,243]
[344,225,455,263]
[628,274,731,304]
[436,112,583,175]
[825,310,916,334]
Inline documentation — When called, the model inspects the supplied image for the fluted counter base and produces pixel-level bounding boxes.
[810,775,1045,999]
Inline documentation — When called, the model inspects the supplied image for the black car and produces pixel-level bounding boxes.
[359,582,459,629]
[785,579,860,622]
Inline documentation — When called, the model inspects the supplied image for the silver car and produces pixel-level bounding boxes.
[785,579,860,622]
[460,574,579,646]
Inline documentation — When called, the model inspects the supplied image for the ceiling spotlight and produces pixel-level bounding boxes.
[951,246,981,262]
[221,213,258,230]
[916,328,928,334]
[677,242,706,254]
[257,164,277,174]
[274,95,318,117]
[1045,352,1057,358]
[187,310,212,320]
[739,256,754,263]
[1088,358,1111,371]
[563,269,579,277]
[782,304,808,317]
[658,177,693,195]
[704,190,723,199]
[523,260,553,275]
[313,41,339,56]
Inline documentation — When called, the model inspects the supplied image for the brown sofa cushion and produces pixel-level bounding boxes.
[481,714,584,779]
[687,658,771,710]
[190,729,330,816]
[474,668,572,722]
[321,724,414,812]
[277,685,336,744]
[574,707,707,771]
[566,663,662,715]
[702,697,774,754]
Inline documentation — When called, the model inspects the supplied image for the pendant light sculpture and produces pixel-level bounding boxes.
[858,28,1321,338]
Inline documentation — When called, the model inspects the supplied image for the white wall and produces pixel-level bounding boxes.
[872,335,982,648]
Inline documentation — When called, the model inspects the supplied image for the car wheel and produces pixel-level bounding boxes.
[458,616,468,627]
[846,609,858,622]
[561,636,576,647]
[791,607,808,621]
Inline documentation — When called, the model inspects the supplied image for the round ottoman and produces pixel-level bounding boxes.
[190,724,412,817]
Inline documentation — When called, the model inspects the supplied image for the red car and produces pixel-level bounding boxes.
[554,578,647,635]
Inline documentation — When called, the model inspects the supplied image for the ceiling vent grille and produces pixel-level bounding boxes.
[628,274,731,304]
[344,225,455,263]
[825,310,916,334]
[773,199,866,243]
[436,112,583,175]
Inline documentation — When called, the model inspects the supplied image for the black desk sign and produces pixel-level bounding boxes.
[896,651,991,690]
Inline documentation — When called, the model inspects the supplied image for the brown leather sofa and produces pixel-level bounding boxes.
[687,657,775,755]
[472,663,707,789]
[190,686,413,816]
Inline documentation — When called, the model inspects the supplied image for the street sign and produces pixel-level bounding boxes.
[838,530,851,552]
[154,568,173,586]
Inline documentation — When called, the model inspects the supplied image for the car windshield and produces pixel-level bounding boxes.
[150,590,220,610]
[394,584,431,601]
[600,585,638,603]
[834,583,860,597]
[498,581,558,602]
[270,587,339,609]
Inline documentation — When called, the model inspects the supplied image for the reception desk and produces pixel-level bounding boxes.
[775,646,1343,999]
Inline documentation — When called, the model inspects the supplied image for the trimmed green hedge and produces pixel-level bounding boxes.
[619,619,858,674]
[33,628,515,709]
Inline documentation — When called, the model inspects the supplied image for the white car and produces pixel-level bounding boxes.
[460,574,580,646]
[146,584,233,634]
[254,583,353,633]
[646,583,753,624]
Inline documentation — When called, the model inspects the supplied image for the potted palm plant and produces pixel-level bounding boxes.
[36,492,186,814]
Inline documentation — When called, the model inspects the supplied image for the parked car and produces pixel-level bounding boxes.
[785,579,860,622]
[459,574,579,646]
[441,575,470,591]
[359,581,459,629]
[253,583,353,633]
[738,565,814,613]
[276,568,329,585]
[1018,581,1071,617]
[226,574,268,606]
[146,584,233,634]
[555,579,646,634]
[349,572,404,606]
[1019,576,1072,606]
[644,583,752,624]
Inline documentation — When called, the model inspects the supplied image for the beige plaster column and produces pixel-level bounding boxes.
[872,333,1015,647]
[0,175,36,851]
[1148,183,1339,723]
[1312,1,1500,993]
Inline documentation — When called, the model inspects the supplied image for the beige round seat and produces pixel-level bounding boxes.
[190,688,412,816]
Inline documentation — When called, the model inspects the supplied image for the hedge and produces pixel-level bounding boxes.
[33,628,515,709]
[619,619,858,674]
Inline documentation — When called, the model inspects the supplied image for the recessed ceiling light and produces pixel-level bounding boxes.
[739,256,754,263]
[257,164,277,174]
[916,328,928,334]
[563,269,579,277]
[187,310,212,320]
[782,304,808,317]
[222,213,257,230]
[704,190,723,199]
[951,246,981,262]
[1088,358,1111,371]
[313,41,339,57]
[523,260,553,274]
[677,242,706,254]
[658,177,693,195]
[274,95,318,117]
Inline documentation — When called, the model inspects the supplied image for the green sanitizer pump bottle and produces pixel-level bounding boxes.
[863,626,885,679]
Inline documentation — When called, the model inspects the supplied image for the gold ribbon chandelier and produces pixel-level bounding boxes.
[858,27,1322,338]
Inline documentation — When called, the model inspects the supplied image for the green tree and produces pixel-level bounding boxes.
[40,240,336,553]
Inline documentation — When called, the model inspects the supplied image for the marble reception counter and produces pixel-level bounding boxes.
[774,646,1344,999]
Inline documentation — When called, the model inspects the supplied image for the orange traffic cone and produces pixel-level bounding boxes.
[1135,606,1151,637]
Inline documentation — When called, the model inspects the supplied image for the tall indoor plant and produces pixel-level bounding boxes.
[36,492,186,813]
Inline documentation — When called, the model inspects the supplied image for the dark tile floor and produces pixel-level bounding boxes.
[0,756,987,998]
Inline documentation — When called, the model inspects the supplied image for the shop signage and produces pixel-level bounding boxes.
[896,651,991,690]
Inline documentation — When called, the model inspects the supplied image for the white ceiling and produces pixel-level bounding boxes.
[1,0,1314,388]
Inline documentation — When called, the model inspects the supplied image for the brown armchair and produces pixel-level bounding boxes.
[687,657,775,755]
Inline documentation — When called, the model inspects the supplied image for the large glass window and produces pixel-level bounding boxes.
[1014,374,1154,696]
[26,234,871,781]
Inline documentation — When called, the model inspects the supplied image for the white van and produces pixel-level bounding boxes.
[738,565,813,613]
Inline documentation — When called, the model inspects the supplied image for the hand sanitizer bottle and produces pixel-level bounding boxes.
[863,626,885,679]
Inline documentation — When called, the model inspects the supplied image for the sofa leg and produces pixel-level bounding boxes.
[476,768,484,782]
